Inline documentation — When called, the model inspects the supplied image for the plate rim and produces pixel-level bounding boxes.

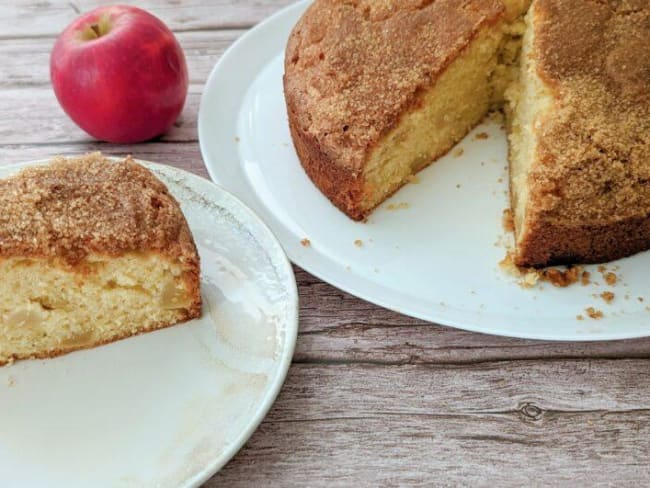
[197,0,650,342]
[0,157,300,487]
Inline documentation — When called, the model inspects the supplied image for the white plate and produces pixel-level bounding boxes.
[198,0,650,341]
[0,159,298,487]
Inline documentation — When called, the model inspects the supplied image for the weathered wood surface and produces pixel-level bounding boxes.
[2,1,295,37]
[3,1,650,486]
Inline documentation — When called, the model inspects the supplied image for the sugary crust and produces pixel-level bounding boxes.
[285,0,506,218]
[0,153,201,316]
[517,0,650,266]
[0,153,199,268]
[0,312,197,367]
[288,107,366,220]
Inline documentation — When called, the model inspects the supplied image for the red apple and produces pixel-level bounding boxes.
[50,5,188,144]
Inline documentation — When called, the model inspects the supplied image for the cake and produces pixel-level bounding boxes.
[507,0,650,266]
[284,0,530,221]
[0,153,201,365]
[284,0,650,267]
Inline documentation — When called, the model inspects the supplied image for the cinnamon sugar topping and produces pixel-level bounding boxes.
[0,153,195,265]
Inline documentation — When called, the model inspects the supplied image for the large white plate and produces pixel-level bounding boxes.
[198,0,650,341]
[0,159,298,487]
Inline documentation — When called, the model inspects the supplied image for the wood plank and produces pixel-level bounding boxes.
[209,362,650,486]
[293,268,650,364]
[2,1,295,38]
[0,30,244,88]
[0,142,207,175]
[0,88,200,144]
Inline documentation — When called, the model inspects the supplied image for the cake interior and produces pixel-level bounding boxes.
[360,0,530,215]
[0,253,197,364]
[505,3,552,248]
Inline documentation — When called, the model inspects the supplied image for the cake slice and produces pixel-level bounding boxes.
[285,0,530,220]
[507,0,650,266]
[0,153,201,365]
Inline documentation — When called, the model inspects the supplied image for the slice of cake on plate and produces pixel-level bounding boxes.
[0,153,201,365]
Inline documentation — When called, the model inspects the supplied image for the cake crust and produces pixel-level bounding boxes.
[285,0,507,219]
[0,153,199,269]
[514,0,650,266]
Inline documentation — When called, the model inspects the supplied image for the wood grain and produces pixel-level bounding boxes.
[3,1,650,486]
[210,362,650,487]
[2,1,295,38]
[0,88,201,144]
[0,30,244,88]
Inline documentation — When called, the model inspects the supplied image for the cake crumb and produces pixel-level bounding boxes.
[6,376,15,387]
[581,271,591,286]
[354,239,363,247]
[604,272,618,286]
[387,202,410,211]
[475,132,489,140]
[600,291,615,304]
[300,238,311,247]
[453,147,465,158]
[234,136,240,143]
[638,297,644,302]
[500,253,583,288]
[502,209,514,232]
[576,314,584,321]
[540,266,581,287]
[598,265,606,273]
[585,307,604,320]
[456,184,462,189]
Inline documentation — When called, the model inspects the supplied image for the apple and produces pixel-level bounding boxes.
[50,5,188,144]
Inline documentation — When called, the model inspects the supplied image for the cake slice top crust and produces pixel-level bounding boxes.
[528,0,650,224]
[0,153,198,265]
[284,0,508,172]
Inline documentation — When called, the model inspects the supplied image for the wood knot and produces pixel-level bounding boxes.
[519,402,544,421]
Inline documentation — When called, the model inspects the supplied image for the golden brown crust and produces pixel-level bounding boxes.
[0,153,199,268]
[285,0,506,218]
[515,214,650,268]
[0,312,197,367]
[517,0,650,266]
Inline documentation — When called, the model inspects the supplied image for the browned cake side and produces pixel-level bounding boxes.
[284,0,507,220]
[513,0,650,266]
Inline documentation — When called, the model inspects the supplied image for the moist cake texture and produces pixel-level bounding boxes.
[285,0,650,267]
[0,153,201,365]
[285,0,529,220]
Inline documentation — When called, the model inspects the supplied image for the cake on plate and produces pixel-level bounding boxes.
[284,0,650,267]
[0,153,201,365]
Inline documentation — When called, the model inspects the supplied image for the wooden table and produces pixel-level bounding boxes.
[3,1,650,485]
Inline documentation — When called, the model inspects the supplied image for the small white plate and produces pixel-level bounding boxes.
[0,159,298,487]
[198,0,650,341]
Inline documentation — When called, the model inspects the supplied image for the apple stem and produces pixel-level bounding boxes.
[90,23,101,38]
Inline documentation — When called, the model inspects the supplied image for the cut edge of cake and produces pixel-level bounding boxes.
[0,154,202,366]
[285,0,531,221]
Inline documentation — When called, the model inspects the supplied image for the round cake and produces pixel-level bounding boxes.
[284,0,650,267]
